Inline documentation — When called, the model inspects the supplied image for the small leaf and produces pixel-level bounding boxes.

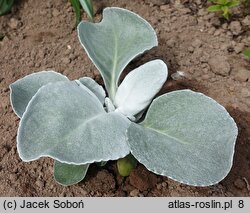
[79,0,94,21]
[222,10,230,20]
[78,7,157,100]
[10,71,69,118]
[242,49,250,58]
[208,5,222,12]
[221,5,229,15]
[114,60,168,117]
[70,0,81,25]
[78,77,106,104]
[17,81,130,164]
[228,0,240,8]
[54,160,89,186]
[128,90,238,186]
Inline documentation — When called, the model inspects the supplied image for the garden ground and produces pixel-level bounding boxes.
[0,0,249,196]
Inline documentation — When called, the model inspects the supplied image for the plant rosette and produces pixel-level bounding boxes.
[10,7,238,186]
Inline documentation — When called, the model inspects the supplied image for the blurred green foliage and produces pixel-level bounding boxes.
[208,0,241,20]
[0,0,14,16]
[70,0,93,25]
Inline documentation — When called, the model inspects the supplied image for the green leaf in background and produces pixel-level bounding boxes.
[128,90,238,186]
[221,6,230,20]
[79,0,93,21]
[70,0,81,25]
[228,0,240,8]
[78,7,158,100]
[0,0,14,16]
[242,49,250,58]
[207,5,222,12]
[54,161,89,186]
[117,154,137,176]
[114,60,168,118]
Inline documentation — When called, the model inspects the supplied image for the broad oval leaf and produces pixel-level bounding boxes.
[77,7,158,100]
[17,81,130,164]
[54,160,89,186]
[10,71,69,118]
[128,90,238,186]
[114,60,168,117]
[207,5,222,12]
[78,77,106,104]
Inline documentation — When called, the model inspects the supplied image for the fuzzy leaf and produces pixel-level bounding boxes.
[128,90,238,186]
[114,60,168,117]
[77,7,157,100]
[17,81,130,164]
[78,77,106,104]
[10,71,69,118]
[54,160,89,186]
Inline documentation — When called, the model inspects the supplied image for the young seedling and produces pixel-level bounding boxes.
[0,0,14,16]
[208,0,240,20]
[70,0,93,25]
[10,7,238,186]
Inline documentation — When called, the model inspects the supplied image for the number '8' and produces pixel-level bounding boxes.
[238,200,244,208]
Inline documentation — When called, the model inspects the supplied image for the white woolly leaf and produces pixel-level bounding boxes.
[17,81,130,164]
[77,7,157,100]
[127,90,238,186]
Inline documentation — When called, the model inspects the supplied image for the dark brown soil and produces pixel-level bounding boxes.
[0,0,250,196]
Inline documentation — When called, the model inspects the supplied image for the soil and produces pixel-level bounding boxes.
[0,0,250,197]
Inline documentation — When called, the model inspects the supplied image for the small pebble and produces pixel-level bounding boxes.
[191,39,202,48]
[234,43,245,54]
[61,57,71,64]
[8,18,19,29]
[188,46,194,53]
[241,88,250,98]
[35,180,44,188]
[52,8,60,17]
[234,68,250,82]
[242,15,250,27]
[234,178,245,189]
[130,189,140,197]
[208,55,231,76]
[229,21,242,36]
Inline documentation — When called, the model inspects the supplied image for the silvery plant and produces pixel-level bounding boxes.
[10,7,238,186]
